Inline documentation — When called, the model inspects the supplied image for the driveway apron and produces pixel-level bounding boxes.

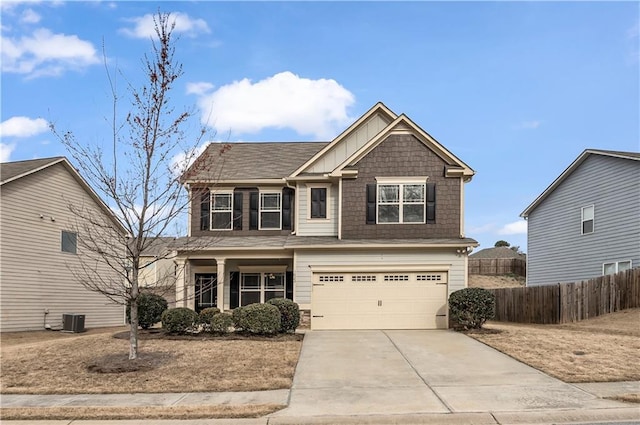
[277,330,626,417]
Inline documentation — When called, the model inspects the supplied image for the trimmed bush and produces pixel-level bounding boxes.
[235,303,281,335]
[126,293,168,330]
[449,288,495,330]
[210,312,233,333]
[161,307,198,334]
[267,298,300,332]
[232,306,247,331]
[199,307,220,332]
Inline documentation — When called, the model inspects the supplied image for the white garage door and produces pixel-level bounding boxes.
[311,271,448,330]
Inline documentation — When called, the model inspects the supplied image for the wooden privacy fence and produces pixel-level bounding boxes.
[469,258,526,277]
[488,267,640,324]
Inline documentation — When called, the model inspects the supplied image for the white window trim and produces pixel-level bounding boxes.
[210,190,234,231]
[581,205,595,235]
[259,191,282,230]
[602,260,633,275]
[240,272,286,305]
[376,182,426,224]
[307,184,331,220]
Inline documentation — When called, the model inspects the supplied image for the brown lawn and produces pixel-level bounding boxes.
[468,308,640,383]
[1,329,303,394]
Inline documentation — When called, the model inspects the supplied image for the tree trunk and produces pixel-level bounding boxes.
[129,297,139,360]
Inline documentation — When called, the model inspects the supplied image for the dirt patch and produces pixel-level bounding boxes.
[469,308,640,383]
[87,351,174,373]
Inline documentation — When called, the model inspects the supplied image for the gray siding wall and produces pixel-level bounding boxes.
[294,249,467,305]
[0,163,125,332]
[527,155,640,286]
[296,183,339,236]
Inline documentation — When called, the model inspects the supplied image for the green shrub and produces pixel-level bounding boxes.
[232,306,247,331]
[267,298,300,332]
[449,288,495,330]
[235,303,281,335]
[199,307,220,332]
[210,312,233,333]
[161,307,198,334]
[126,293,168,330]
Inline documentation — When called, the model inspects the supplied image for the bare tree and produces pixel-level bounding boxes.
[50,12,215,360]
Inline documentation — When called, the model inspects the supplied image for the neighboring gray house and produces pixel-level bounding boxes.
[521,149,640,286]
[0,157,127,331]
[173,102,477,330]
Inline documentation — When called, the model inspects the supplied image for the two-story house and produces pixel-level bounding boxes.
[521,149,640,286]
[172,103,477,330]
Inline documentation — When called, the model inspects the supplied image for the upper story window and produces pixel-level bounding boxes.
[581,205,594,234]
[211,193,233,230]
[377,183,425,224]
[603,260,632,275]
[260,192,281,229]
[310,186,328,219]
[61,230,77,254]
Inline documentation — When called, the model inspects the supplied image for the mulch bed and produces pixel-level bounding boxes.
[112,329,304,342]
[87,351,174,373]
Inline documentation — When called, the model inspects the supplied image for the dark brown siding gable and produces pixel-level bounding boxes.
[341,134,462,239]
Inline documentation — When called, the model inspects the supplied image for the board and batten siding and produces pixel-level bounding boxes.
[0,163,125,332]
[295,183,338,236]
[293,249,466,306]
[306,113,390,174]
[527,155,640,286]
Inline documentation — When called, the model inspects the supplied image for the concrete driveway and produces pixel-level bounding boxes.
[277,330,626,417]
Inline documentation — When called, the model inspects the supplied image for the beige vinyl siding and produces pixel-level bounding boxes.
[139,256,176,308]
[307,113,390,174]
[296,183,338,236]
[0,163,125,332]
[294,249,466,305]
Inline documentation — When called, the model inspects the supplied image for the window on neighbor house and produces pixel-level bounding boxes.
[211,193,233,230]
[310,187,327,219]
[581,205,594,234]
[603,261,632,276]
[377,183,425,223]
[260,192,281,229]
[61,231,77,254]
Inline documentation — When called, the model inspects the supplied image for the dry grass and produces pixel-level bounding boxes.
[0,404,284,420]
[608,394,640,404]
[0,326,128,348]
[469,274,525,289]
[468,308,640,383]
[1,330,302,394]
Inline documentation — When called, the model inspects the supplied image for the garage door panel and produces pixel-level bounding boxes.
[312,272,449,330]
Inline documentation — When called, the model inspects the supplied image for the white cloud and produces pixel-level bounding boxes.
[120,12,210,39]
[20,8,40,23]
[186,81,214,96]
[498,220,528,235]
[170,143,210,176]
[0,143,16,162]
[1,28,100,77]
[0,116,48,138]
[195,71,355,139]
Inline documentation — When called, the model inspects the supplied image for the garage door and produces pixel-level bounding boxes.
[311,271,448,330]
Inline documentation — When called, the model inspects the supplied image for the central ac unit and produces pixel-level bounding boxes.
[62,313,86,333]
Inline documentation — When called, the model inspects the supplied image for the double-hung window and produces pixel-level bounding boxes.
[581,205,594,234]
[377,183,425,224]
[240,272,285,306]
[260,192,281,229]
[211,193,233,230]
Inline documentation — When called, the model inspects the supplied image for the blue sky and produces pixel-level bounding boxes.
[1,1,638,252]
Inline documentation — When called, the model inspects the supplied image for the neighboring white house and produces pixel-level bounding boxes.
[0,157,127,331]
[521,149,640,286]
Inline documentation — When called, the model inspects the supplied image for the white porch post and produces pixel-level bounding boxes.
[216,258,226,312]
[175,258,186,308]
[185,260,195,310]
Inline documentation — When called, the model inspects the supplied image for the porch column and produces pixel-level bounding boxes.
[175,258,186,308]
[216,258,226,312]
[185,260,195,310]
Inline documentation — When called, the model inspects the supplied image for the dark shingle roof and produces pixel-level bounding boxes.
[183,142,329,182]
[1,157,65,184]
[470,246,526,260]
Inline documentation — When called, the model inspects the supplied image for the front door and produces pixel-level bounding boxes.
[195,273,217,313]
